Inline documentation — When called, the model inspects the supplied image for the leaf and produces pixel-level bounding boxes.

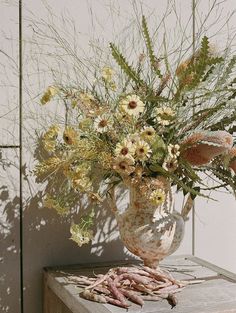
[142,15,162,78]
[209,111,236,131]
[171,174,215,200]
[110,43,145,86]
[217,55,236,86]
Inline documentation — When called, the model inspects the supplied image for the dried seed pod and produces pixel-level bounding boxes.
[85,274,108,290]
[132,283,153,295]
[120,288,144,306]
[141,295,162,301]
[104,296,129,308]
[107,277,129,307]
[167,293,178,308]
[80,290,107,303]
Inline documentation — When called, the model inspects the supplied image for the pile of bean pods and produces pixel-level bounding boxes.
[66,265,192,309]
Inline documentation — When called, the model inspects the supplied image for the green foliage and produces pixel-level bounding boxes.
[150,135,166,164]
[211,167,236,192]
[175,36,224,99]
[109,43,145,86]
[217,55,236,86]
[69,210,95,246]
[171,174,211,200]
[209,111,236,131]
[141,15,162,78]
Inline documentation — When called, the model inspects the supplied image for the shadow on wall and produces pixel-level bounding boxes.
[0,150,21,313]
[0,141,134,312]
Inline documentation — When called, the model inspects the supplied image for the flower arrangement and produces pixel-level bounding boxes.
[35,15,236,248]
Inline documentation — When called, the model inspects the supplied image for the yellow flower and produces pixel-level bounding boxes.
[79,118,93,131]
[109,81,117,91]
[120,95,145,117]
[70,223,93,247]
[34,156,62,176]
[42,125,60,152]
[98,151,113,169]
[63,127,78,145]
[115,138,135,157]
[141,126,156,142]
[156,107,175,126]
[40,86,58,105]
[102,66,114,81]
[135,140,152,161]
[79,92,95,104]
[43,195,69,215]
[113,155,135,175]
[72,176,92,192]
[149,189,166,206]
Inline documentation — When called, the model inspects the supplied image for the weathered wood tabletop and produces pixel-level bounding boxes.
[43,255,236,313]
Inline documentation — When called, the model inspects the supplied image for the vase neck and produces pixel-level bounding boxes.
[129,182,173,214]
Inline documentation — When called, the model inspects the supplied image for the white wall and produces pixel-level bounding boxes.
[0,1,235,313]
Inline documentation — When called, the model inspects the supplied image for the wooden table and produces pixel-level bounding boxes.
[43,255,236,313]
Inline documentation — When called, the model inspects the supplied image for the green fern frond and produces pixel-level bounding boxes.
[142,15,162,78]
[217,55,236,86]
[209,111,236,131]
[171,174,213,200]
[109,43,145,86]
[228,124,236,134]
[211,167,236,191]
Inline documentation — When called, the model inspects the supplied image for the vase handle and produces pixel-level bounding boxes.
[181,195,194,221]
[108,186,119,215]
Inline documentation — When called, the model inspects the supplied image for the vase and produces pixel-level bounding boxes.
[112,176,186,268]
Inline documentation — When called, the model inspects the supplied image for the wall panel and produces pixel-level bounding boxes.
[194,0,236,273]
[0,1,20,313]
[0,149,20,313]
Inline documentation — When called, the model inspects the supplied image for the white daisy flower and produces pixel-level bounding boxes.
[167,144,180,158]
[94,115,113,133]
[127,133,140,144]
[141,126,156,142]
[115,138,135,157]
[135,140,152,161]
[156,106,175,126]
[113,155,135,175]
[162,157,178,172]
[120,95,145,117]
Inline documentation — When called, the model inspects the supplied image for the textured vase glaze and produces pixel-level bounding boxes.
[115,177,185,268]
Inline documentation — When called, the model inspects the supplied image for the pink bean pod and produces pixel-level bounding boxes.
[107,277,129,307]
[104,296,129,309]
[141,295,162,301]
[118,267,152,277]
[120,288,144,306]
[120,273,152,285]
[132,283,154,294]
[80,290,107,303]
[156,284,179,294]
[85,274,109,290]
